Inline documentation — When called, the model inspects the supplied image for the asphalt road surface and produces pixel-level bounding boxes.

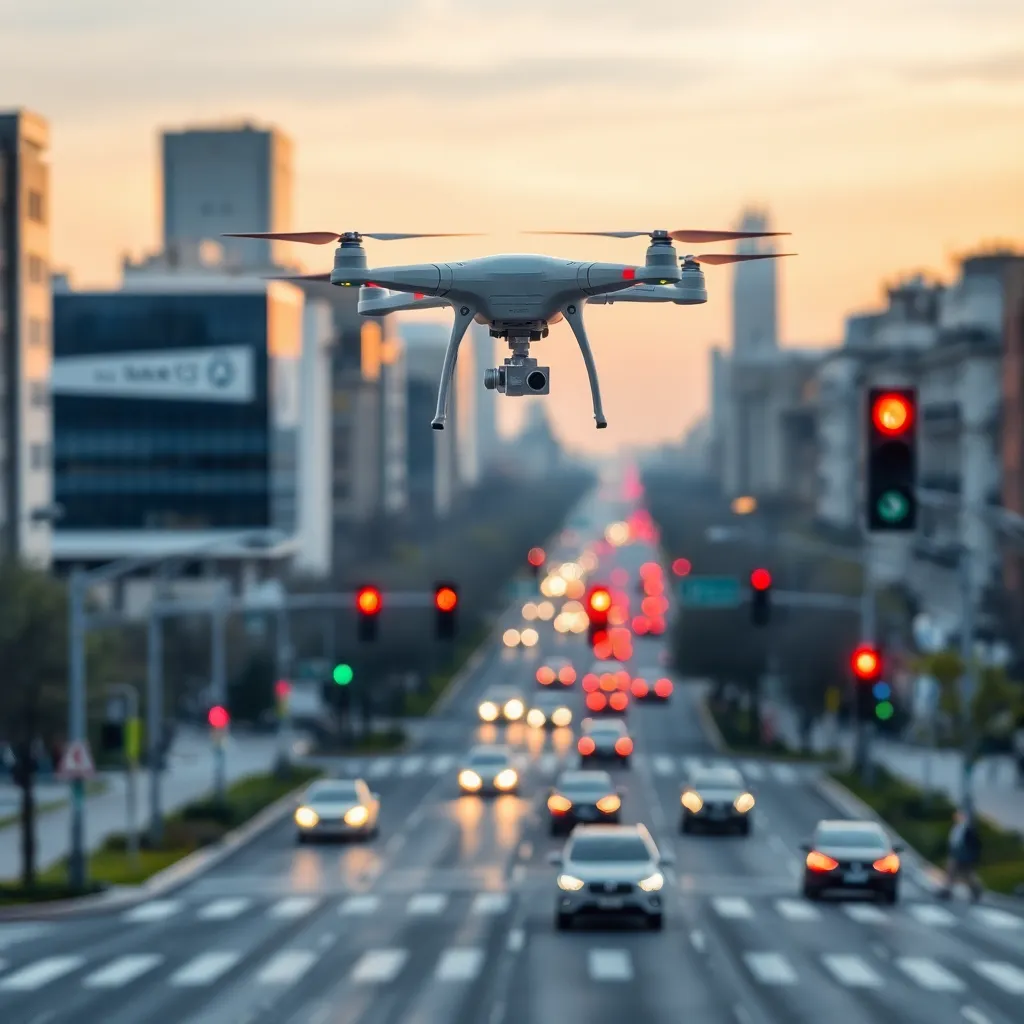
[2,486,1024,1024]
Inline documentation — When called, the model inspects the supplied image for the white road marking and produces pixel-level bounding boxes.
[339,895,380,916]
[0,924,52,950]
[407,892,447,915]
[961,1006,993,1024]
[367,759,394,778]
[775,898,821,921]
[430,755,455,773]
[83,954,164,989]
[970,907,1023,930]
[711,897,754,919]
[122,900,182,923]
[198,898,251,921]
[821,954,883,987]
[472,892,510,915]
[653,756,675,776]
[744,952,798,986]
[587,949,633,982]
[169,952,242,987]
[842,903,889,924]
[690,930,705,952]
[269,896,319,919]
[435,948,485,981]
[896,957,965,991]
[257,950,319,985]
[0,956,85,991]
[351,949,408,984]
[740,761,765,780]
[973,961,1024,994]
[907,903,957,927]
[399,756,425,776]
[507,928,525,952]
[770,763,799,784]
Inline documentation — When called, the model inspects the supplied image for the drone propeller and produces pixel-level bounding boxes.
[224,230,480,246]
[682,252,797,266]
[525,229,791,244]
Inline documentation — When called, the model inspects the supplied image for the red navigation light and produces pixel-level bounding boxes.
[527,547,546,567]
[356,586,382,615]
[589,588,612,613]
[852,645,881,680]
[274,680,290,699]
[750,568,772,591]
[622,267,636,280]
[208,705,230,730]
[872,393,913,436]
[672,558,692,577]
[435,586,458,612]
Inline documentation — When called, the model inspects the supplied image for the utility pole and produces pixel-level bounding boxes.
[856,543,877,785]
[66,570,88,890]
[958,544,977,813]
[275,605,293,774]
[210,583,229,801]
[107,684,141,869]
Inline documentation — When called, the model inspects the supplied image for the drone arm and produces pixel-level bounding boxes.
[431,304,477,430]
[334,264,448,296]
[588,285,676,304]
[561,303,607,429]
[580,262,681,298]
[358,292,451,316]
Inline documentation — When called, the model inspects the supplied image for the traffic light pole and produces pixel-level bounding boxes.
[958,544,978,813]
[210,585,229,802]
[856,544,877,785]
[276,606,293,774]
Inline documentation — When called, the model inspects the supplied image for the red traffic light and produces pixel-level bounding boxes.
[872,393,913,436]
[672,558,692,577]
[208,705,230,729]
[356,586,382,615]
[589,587,612,613]
[527,547,546,567]
[435,586,458,612]
[750,568,772,591]
[851,645,881,680]
[274,680,291,699]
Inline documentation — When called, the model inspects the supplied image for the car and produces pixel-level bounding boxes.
[550,823,673,930]
[527,691,573,729]
[457,745,520,795]
[628,668,674,702]
[577,717,634,766]
[801,819,903,903]
[535,657,577,688]
[581,664,631,716]
[294,778,380,843]
[477,687,526,723]
[680,765,755,834]
[547,769,622,834]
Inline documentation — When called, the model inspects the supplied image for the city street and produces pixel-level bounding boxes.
[1,498,1024,1024]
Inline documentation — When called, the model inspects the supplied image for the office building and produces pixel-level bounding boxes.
[469,320,500,474]
[161,123,293,271]
[51,277,330,576]
[731,208,779,359]
[0,110,54,567]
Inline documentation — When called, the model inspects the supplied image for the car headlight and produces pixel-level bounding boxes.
[478,702,498,722]
[459,770,482,790]
[638,872,664,892]
[548,794,573,813]
[596,794,621,813]
[734,792,755,813]
[295,806,319,828]
[527,708,546,728]
[551,707,572,727]
[344,805,370,827]
[681,791,703,813]
[557,874,585,891]
[494,768,518,790]
[504,699,525,720]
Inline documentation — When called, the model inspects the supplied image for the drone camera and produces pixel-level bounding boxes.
[527,369,549,393]
[483,367,505,391]
[484,364,550,396]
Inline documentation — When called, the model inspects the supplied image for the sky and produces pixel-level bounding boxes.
[2,0,1023,453]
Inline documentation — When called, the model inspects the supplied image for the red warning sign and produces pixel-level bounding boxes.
[57,740,96,780]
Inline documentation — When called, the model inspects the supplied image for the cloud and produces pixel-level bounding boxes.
[898,51,1024,84]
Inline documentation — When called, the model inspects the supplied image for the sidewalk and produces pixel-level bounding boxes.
[0,727,282,881]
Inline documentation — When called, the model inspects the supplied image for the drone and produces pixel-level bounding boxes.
[224,228,794,430]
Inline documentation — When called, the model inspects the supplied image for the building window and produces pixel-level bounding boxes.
[27,255,47,284]
[27,190,45,223]
[28,318,45,346]
[30,443,49,471]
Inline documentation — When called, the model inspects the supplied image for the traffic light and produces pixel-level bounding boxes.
[850,644,885,720]
[100,722,124,754]
[208,705,230,730]
[527,547,545,579]
[750,568,772,626]
[586,585,612,644]
[332,663,354,686]
[356,585,382,642]
[866,388,917,532]
[434,582,458,640]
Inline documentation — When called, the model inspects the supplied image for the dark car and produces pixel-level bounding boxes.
[629,667,674,703]
[801,819,903,903]
[680,765,755,835]
[547,769,622,834]
[577,718,634,767]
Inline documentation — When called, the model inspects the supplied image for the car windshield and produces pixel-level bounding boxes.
[310,783,358,802]
[569,835,651,862]
[816,827,887,849]
[588,721,625,735]
[559,772,612,789]
[693,770,743,788]
[470,753,509,767]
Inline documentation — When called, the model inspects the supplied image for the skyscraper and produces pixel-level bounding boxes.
[0,110,54,567]
[161,123,293,270]
[470,321,500,471]
[731,208,779,359]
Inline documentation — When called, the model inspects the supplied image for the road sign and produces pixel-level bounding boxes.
[679,575,741,608]
[57,740,96,780]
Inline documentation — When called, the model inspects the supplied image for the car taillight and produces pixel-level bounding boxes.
[582,674,600,692]
[632,616,649,635]
[578,737,596,755]
[609,692,628,711]
[806,851,839,872]
[654,678,673,698]
[616,671,630,690]
[547,794,572,813]
[559,666,576,685]
[600,674,617,692]
[614,737,633,756]
[873,853,900,874]
[631,679,649,698]
[586,692,608,712]
[536,667,555,685]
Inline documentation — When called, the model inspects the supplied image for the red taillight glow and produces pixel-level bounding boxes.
[594,639,613,660]
[578,737,596,755]
[873,853,901,874]
[649,617,666,635]
[806,851,839,872]
[654,678,673,698]
[632,678,649,698]
[609,692,628,711]
[632,616,649,635]
[614,737,633,756]
[616,671,630,690]
[558,666,576,685]
[586,692,608,712]
[536,666,555,685]
[582,673,600,692]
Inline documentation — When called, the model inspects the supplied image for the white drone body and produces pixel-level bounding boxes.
[225,228,792,430]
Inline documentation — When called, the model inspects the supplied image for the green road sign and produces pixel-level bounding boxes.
[333,663,354,686]
[876,490,910,524]
[679,575,741,608]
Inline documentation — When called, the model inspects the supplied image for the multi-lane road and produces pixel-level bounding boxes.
[2,495,1024,1024]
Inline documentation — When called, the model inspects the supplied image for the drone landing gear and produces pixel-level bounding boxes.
[431,304,477,430]
[561,303,608,428]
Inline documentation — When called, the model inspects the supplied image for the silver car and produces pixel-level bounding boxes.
[294,778,380,843]
[549,823,674,930]
[680,765,755,835]
[527,691,574,729]
[457,745,520,795]
[477,687,526,724]
[577,717,633,766]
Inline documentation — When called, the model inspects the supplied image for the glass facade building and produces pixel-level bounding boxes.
[52,284,300,535]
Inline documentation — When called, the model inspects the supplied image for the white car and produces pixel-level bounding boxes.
[294,778,380,843]
[458,745,520,795]
[527,691,574,729]
[478,687,526,723]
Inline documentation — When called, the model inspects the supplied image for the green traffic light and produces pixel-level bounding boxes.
[876,491,909,523]
[875,700,894,721]
[332,664,353,686]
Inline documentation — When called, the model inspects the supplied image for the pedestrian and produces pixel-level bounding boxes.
[938,808,983,901]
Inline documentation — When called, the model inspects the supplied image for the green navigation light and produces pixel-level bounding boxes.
[332,663,354,686]
[876,491,909,524]
[875,700,894,721]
